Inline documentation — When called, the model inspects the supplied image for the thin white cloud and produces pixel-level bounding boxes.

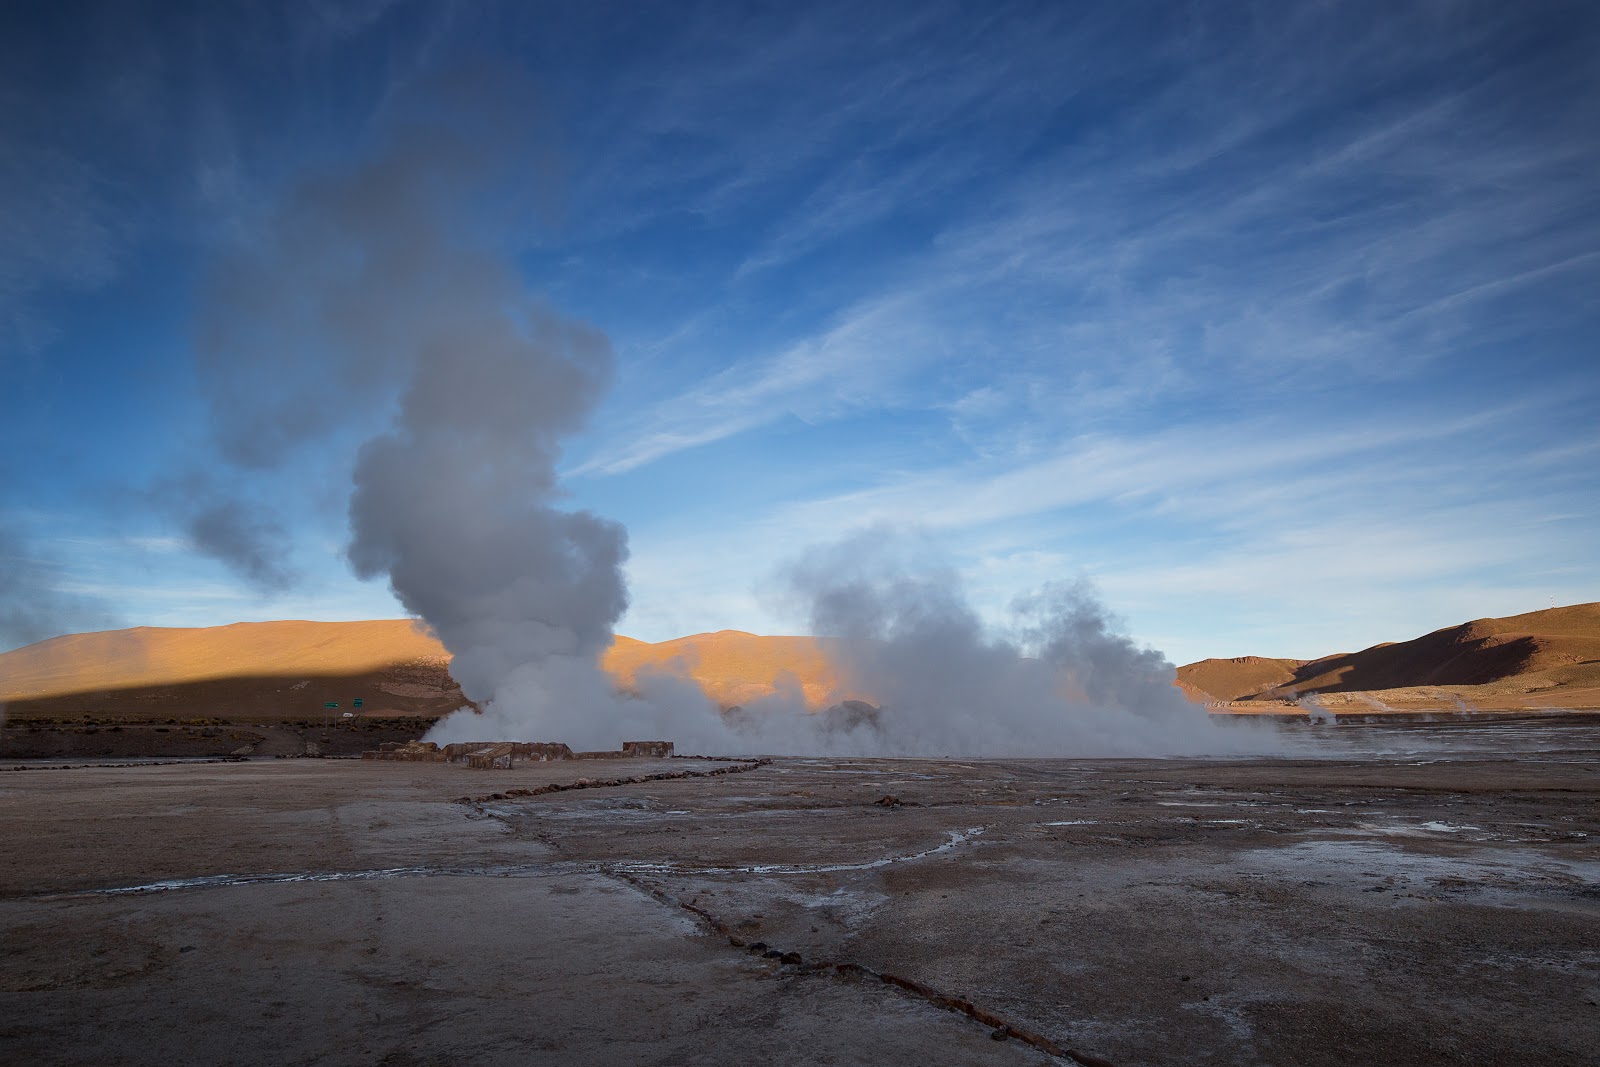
[573,288,934,475]
[615,392,1598,659]
[580,79,1597,476]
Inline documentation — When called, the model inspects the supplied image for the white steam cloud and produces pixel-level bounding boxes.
[728,535,1271,756]
[345,295,625,710]
[194,69,1272,759]
[193,70,632,734]
[431,532,1275,758]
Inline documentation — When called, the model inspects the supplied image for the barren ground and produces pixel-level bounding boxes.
[2,721,1597,1066]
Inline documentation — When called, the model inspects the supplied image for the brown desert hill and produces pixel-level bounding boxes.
[602,630,838,708]
[0,619,450,702]
[1179,602,1600,709]
[1174,656,1303,703]
[0,619,461,721]
[0,620,840,721]
[7,602,1596,724]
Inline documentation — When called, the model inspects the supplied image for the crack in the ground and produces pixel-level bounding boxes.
[40,762,777,899]
[478,772,1105,1062]
[454,758,772,806]
[608,869,1116,1067]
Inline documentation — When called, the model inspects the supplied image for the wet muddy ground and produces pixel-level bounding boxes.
[1,721,1596,1065]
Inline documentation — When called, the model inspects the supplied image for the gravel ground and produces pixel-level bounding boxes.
[1,722,1596,1066]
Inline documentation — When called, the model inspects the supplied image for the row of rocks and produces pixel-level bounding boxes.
[366,739,676,767]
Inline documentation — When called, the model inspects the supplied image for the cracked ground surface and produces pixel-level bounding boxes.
[1,722,1597,1065]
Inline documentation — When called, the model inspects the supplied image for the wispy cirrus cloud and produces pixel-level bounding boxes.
[570,1,1598,485]
[5,1,1597,665]
[614,386,1597,660]
[573,287,941,476]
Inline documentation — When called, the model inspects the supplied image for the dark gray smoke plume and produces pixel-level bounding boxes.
[150,475,295,592]
[186,499,294,592]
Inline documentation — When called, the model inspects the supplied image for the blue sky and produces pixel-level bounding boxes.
[2,0,1597,665]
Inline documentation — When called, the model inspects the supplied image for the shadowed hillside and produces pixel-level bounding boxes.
[1174,656,1302,703]
[0,620,450,702]
[0,620,838,721]
[0,620,460,721]
[6,603,1596,723]
[1178,603,1600,709]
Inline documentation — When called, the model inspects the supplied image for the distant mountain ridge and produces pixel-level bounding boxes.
[0,619,837,719]
[0,620,449,702]
[1176,603,1600,709]
[3,603,1596,719]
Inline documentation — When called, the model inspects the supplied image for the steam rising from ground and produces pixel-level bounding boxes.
[194,72,632,736]
[431,534,1274,757]
[344,286,625,710]
[730,536,1270,756]
[1296,694,1338,725]
[192,71,1268,758]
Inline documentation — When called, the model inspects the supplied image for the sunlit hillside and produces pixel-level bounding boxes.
[0,620,449,703]
[0,620,841,718]
[1179,603,1600,709]
[602,630,839,708]
[4,603,1595,720]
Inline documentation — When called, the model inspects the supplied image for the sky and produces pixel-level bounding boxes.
[1,0,1597,666]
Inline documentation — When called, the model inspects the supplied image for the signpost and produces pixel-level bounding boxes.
[318,699,362,731]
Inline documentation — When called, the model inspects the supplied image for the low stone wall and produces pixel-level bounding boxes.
[362,740,447,762]
[449,741,575,766]
[363,739,673,766]
[461,742,576,769]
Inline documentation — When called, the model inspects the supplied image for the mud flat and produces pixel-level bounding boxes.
[1,722,1597,1066]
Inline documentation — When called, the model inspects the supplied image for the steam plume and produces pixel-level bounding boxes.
[193,70,633,740]
[192,72,1268,758]
[150,475,295,592]
[729,534,1269,756]
[1351,692,1396,713]
[1295,694,1337,725]
[348,306,626,711]
[440,533,1276,757]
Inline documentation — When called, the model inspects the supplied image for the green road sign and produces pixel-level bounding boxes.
[324,702,339,709]
[353,698,363,708]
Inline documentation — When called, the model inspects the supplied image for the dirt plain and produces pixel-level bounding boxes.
[1,720,1597,1067]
